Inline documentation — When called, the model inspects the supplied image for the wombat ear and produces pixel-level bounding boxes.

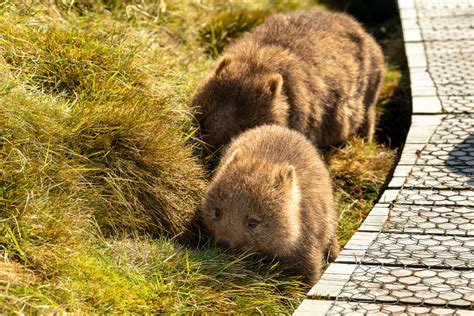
[275,165,295,187]
[267,73,283,96]
[280,165,295,183]
[214,56,232,76]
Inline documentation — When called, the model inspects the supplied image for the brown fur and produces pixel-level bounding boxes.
[193,9,385,149]
[199,125,340,283]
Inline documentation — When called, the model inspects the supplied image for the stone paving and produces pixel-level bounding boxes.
[294,0,474,314]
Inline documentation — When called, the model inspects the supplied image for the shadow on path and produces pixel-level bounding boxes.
[447,132,474,187]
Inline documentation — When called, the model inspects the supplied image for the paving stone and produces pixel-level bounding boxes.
[381,188,474,206]
[337,232,474,268]
[294,300,474,315]
[403,39,474,113]
[384,204,474,236]
[358,204,474,236]
[400,0,474,18]
[423,115,472,144]
[389,164,474,189]
[309,264,474,309]
[398,115,474,166]
[421,40,474,112]
[401,15,474,41]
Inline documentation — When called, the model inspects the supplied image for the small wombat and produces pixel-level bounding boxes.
[199,125,339,283]
[193,9,385,150]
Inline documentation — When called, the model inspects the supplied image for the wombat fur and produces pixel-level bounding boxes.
[193,9,385,150]
[199,125,340,283]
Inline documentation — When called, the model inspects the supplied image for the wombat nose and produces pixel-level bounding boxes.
[216,237,231,249]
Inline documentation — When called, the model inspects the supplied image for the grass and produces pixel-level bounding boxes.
[200,8,269,58]
[327,139,395,245]
[0,0,409,313]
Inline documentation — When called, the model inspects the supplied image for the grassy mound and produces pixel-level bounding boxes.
[1,0,408,313]
[0,16,205,237]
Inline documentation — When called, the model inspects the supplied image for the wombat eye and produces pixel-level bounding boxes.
[213,208,222,221]
[246,218,259,229]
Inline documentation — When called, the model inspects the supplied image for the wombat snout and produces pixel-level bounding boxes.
[216,237,231,249]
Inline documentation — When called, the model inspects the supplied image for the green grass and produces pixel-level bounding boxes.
[0,0,408,313]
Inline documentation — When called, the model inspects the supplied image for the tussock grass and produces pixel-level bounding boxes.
[200,9,269,58]
[198,0,323,58]
[1,0,408,313]
[0,16,205,237]
[327,139,395,245]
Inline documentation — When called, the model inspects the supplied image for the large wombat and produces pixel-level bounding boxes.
[193,9,385,149]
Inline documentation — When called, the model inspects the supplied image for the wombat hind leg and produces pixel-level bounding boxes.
[327,236,340,262]
[305,255,323,285]
[304,238,339,284]
[357,60,384,142]
[357,105,376,142]
[299,249,324,285]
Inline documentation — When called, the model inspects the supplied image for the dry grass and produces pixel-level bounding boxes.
[326,139,395,245]
[0,0,408,313]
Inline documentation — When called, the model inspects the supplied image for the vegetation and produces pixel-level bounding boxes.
[0,0,409,313]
